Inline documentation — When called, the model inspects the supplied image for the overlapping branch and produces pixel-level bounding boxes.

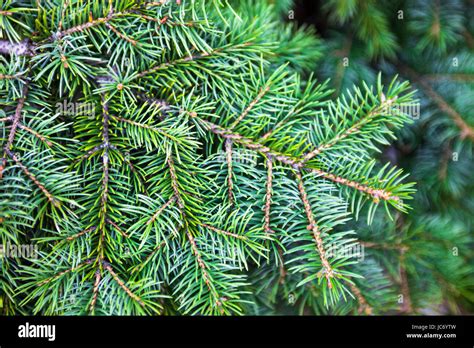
[188,112,401,203]
[295,171,334,288]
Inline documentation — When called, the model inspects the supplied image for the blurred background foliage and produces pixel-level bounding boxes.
[254,0,474,315]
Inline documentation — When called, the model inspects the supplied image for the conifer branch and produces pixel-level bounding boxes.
[101,136,110,214]
[0,73,21,80]
[348,282,373,315]
[1,83,29,179]
[230,85,271,129]
[132,241,167,273]
[135,42,252,79]
[225,138,234,207]
[104,23,137,46]
[189,112,401,203]
[167,153,224,312]
[302,97,398,162]
[4,83,29,151]
[199,223,247,240]
[89,269,101,312]
[186,230,224,313]
[295,170,334,288]
[104,263,146,307]
[66,226,97,241]
[106,218,130,238]
[167,156,185,211]
[112,115,178,142]
[37,259,94,286]
[6,149,57,204]
[146,196,176,225]
[51,11,130,39]
[264,155,274,234]
[18,123,53,146]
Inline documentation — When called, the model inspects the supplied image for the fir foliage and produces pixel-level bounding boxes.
[0,0,419,315]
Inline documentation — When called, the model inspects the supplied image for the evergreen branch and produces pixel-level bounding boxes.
[131,241,167,273]
[104,263,146,307]
[112,115,180,143]
[199,223,247,240]
[51,11,129,39]
[65,226,97,241]
[348,282,373,315]
[106,218,129,238]
[225,138,234,207]
[0,73,22,80]
[146,196,176,225]
[302,95,398,162]
[89,269,101,312]
[75,143,108,162]
[167,156,185,211]
[5,149,57,204]
[166,154,225,312]
[264,155,274,234]
[295,170,334,288]
[4,82,29,152]
[135,42,252,79]
[18,123,53,147]
[190,112,401,203]
[229,85,271,129]
[104,22,137,46]
[307,167,400,203]
[37,260,93,286]
[100,96,111,217]
[185,230,224,313]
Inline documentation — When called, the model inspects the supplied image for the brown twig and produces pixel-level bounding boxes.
[89,269,101,312]
[146,196,176,225]
[225,138,234,207]
[104,263,146,307]
[66,226,96,241]
[199,223,247,240]
[264,155,274,234]
[348,282,373,315]
[295,170,334,288]
[229,85,271,129]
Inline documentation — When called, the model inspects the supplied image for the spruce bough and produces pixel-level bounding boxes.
[1,0,415,315]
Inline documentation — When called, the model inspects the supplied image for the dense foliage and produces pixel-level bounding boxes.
[1,0,470,316]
